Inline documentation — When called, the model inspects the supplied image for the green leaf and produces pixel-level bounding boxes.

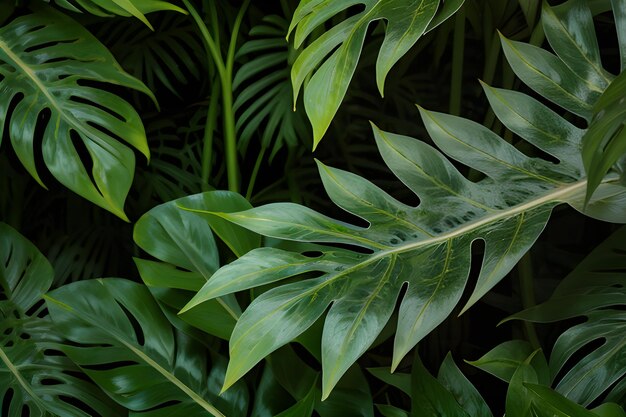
[274,381,317,417]
[289,0,463,147]
[582,71,626,204]
[437,353,493,417]
[410,355,469,417]
[0,223,123,417]
[176,191,261,258]
[45,278,235,417]
[48,0,185,29]
[368,367,411,395]
[525,384,598,417]
[0,5,153,220]
[612,0,626,71]
[500,35,599,121]
[592,403,626,417]
[184,2,626,397]
[468,340,549,385]
[505,362,538,417]
[376,405,409,417]
[506,226,626,406]
[542,0,612,92]
[134,192,252,339]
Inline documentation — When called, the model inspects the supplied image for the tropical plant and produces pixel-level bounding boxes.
[0,0,625,415]
[182,0,626,400]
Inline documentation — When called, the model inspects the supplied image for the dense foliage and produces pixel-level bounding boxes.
[1,0,625,416]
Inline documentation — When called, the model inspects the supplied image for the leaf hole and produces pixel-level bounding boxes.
[82,360,140,371]
[553,336,605,385]
[43,348,65,357]
[25,299,45,317]
[40,378,61,386]
[59,394,108,417]
[69,129,102,197]
[21,404,28,417]
[117,301,145,346]
[2,388,13,416]
[69,95,126,123]
[23,39,78,54]
[302,251,323,258]
[32,109,50,183]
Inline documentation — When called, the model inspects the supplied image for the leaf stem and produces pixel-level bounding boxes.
[184,0,248,193]
[201,78,220,189]
[518,252,541,350]
[449,4,466,116]
[246,146,266,200]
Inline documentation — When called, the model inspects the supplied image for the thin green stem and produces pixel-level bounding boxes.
[201,77,220,189]
[219,0,250,193]
[518,252,541,350]
[184,0,249,193]
[449,4,466,116]
[183,0,225,79]
[245,146,266,200]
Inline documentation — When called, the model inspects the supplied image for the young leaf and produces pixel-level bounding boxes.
[0,5,153,220]
[288,0,464,147]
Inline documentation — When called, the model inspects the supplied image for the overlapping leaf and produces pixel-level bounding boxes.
[288,0,465,147]
[45,278,248,417]
[133,191,260,340]
[0,223,122,417]
[47,0,184,29]
[181,0,626,399]
[506,226,626,406]
[0,5,152,220]
[101,13,204,96]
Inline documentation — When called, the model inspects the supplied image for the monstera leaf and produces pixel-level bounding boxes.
[0,5,152,220]
[506,226,626,406]
[0,223,122,417]
[48,0,184,29]
[288,0,464,147]
[45,278,249,417]
[180,0,626,399]
[133,191,260,340]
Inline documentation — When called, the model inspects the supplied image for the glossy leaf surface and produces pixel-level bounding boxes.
[288,0,464,147]
[0,224,122,417]
[45,278,237,417]
[183,2,626,392]
[134,191,258,339]
[507,226,626,406]
[0,6,152,220]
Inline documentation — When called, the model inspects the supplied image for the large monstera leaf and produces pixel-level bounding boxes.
[0,5,152,220]
[181,0,626,399]
[506,226,626,407]
[288,0,464,147]
[45,278,248,417]
[0,224,122,417]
